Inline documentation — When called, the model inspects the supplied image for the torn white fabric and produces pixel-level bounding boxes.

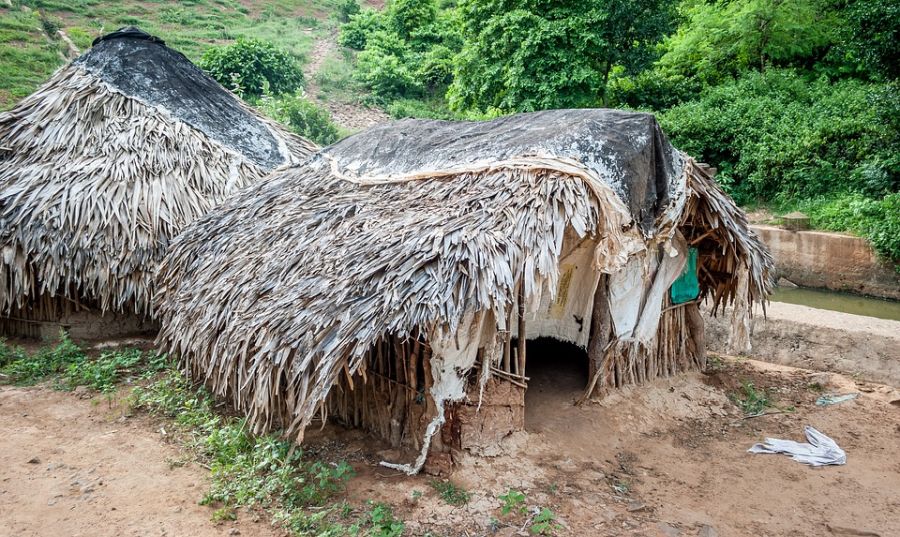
[748,426,846,466]
[727,269,752,354]
[527,236,601,348]
[633,235,688,342]
[607,233,687,344]
[608,255,646,338]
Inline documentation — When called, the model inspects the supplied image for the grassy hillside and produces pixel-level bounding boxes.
[0,0,345,109]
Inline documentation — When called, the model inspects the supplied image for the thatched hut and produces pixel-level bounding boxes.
[0,27,316,339]
[155,110,773,473]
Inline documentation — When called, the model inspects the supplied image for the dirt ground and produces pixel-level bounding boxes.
[0,386,277,537]
[2,356,899,537]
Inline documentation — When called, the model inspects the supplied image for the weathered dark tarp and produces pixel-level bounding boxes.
[325,109,683,234]
[75,27,286,170]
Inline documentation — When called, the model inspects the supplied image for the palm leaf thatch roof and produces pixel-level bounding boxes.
[0,27,316,319]
[155,109,773,470]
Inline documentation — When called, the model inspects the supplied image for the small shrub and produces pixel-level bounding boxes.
[200,38,303,98]
[258,92,340,145]
[368,502,405,537]
[0,338,27,369]
[338,8,384,50]
[211,506,236,523]
[730,381,772,416]
[530,507,561,535]
[429,479,470,506]
[38,13,61,38]
[499,489,527,516]
[337,0,361,23]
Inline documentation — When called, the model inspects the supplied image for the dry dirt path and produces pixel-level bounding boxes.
[0,387,280,537]
[302,32,390,132]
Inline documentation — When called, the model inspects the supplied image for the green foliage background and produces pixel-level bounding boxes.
[0,0,897,262]
[337,0,899,263]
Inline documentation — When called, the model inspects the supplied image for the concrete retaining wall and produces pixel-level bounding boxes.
[752,225,899,299]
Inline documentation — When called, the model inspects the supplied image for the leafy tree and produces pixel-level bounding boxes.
[841,0,900,79]
[656,0,838,85]
[200,38,303,98]
[355,31,422,98]
[447,0,675,113]
[658,70,899,203]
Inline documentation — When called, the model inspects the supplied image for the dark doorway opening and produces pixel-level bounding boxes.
[521,337,588,431]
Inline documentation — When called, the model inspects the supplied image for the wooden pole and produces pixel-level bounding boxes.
[581,275,611,401]
[517,278,527,378]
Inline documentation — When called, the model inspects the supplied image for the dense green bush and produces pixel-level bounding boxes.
[338,8,384,50]
[386,0,437,39]
[658,70,899,203]
[841,0,899,79]
[354,30,422,99]
[337,0,361,23]
[447,0,674,113]
[258,92,340,146]
[656,0,837,85]
[200,38,303,98]
[340,0,462,104]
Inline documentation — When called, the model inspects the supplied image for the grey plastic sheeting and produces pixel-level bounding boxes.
[74,28,287,170]
[324,109,685,236]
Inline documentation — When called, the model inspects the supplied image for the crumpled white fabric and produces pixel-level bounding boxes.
[748,426,846,466]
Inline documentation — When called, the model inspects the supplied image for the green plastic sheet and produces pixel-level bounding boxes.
[670,247,699,304]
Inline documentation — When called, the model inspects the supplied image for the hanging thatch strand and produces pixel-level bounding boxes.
[154,110,774,461]
[0,27,316,320]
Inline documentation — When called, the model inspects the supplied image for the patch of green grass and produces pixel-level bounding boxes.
[729,380,772,416]
[61,347,169,392]
[0,333,168,391]
[429,479,470,506]
[315,49,366,104]
[0,0,347,109]
[0,332,85,385]
[131,368,362,534]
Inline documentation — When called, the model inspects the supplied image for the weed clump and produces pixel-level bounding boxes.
[429,479,470,506]
[730,380,772,416]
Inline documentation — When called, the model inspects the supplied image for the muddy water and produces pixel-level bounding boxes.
[771,286,900,321]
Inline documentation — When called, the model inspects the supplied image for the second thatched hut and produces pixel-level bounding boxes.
[0,28,316,339]
[155,109,773,473]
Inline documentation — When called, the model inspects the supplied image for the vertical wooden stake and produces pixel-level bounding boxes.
[517,278,526,378]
